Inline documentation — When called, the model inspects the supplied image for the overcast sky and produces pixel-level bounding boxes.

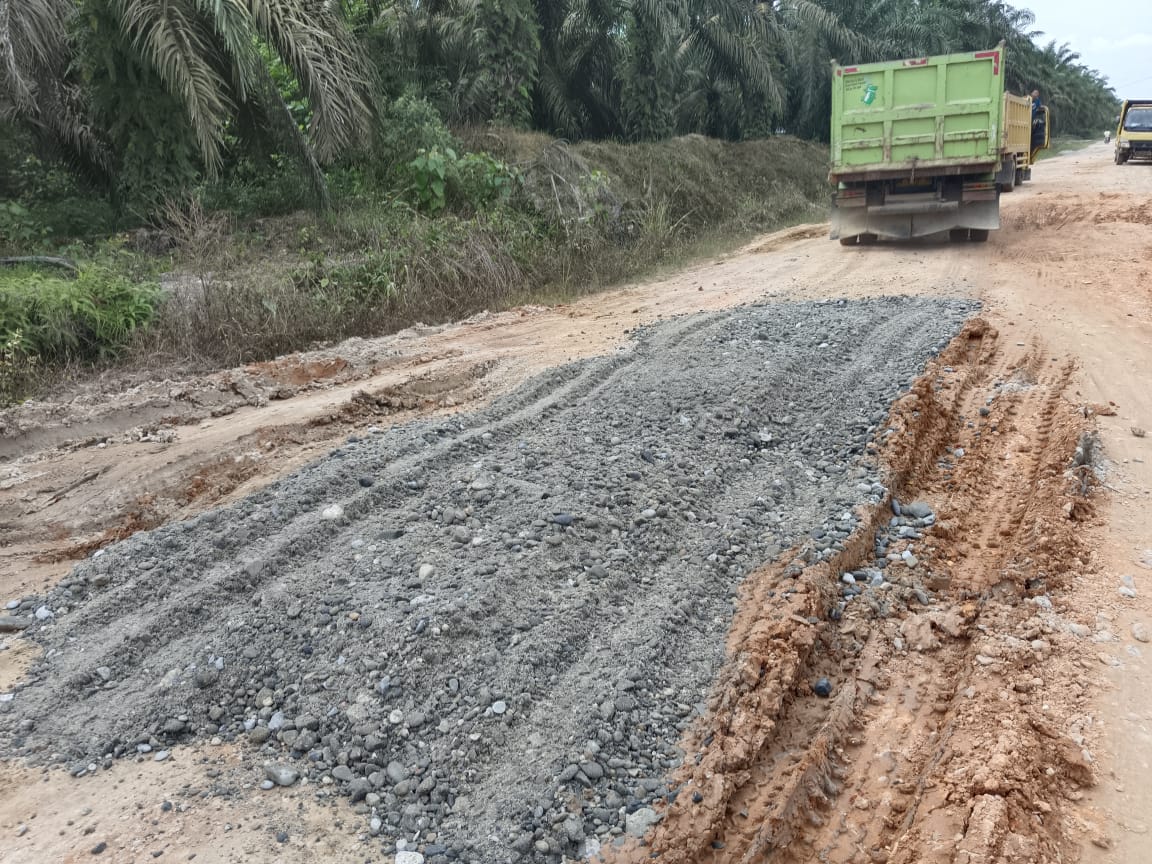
[1024,1,1152,94]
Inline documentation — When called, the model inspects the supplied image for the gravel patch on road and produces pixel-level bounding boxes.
[2,297,975,863]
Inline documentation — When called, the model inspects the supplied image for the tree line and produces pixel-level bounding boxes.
[1,0,1118,209]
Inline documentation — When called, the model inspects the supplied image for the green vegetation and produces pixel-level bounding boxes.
[0,0,1123,405]
[0,263,158,361]
[0,257,159,403]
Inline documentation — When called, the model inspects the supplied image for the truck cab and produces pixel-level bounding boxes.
[1115,100,1152,164]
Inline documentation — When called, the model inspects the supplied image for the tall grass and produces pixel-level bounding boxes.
[0,265,159,362]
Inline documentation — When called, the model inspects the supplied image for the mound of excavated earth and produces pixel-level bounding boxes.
[1,297,975,863]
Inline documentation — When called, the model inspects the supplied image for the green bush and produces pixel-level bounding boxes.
[0,145,119,245]
[0,201,48,251]
[456,152,521,208]
[0,328,37,407]
[376,96,459,177]
[0,265,160,363]
[199,156,312,219]
[407,147,521,213]
[408,147,454,213]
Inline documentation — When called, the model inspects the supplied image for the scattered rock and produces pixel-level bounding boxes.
[625,807,661,838]
[812,678,833,698]
[902,501,934,519]
[264,764,299,787]
[0,616,31,633]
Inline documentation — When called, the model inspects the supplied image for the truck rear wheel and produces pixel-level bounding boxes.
[1015,168,1025,186]
[839,235,858,246]
[969,229,990,243]
[948,229,968,243]
[858,233,878,245]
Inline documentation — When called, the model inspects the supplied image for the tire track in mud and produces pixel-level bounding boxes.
[610,319,1100,864]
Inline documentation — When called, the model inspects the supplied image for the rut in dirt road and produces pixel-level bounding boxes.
[0,298,973,863]
[619,320,1101,864]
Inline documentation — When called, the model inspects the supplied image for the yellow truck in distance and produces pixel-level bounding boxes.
[1115,100,1152,164]
[829,43,1049,244]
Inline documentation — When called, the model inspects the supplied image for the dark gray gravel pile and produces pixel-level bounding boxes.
[1,297,976,863]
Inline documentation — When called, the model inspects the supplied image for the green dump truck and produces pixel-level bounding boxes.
[830,43,1048,245]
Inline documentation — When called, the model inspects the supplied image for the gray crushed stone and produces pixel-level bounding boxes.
[1,296,976,863]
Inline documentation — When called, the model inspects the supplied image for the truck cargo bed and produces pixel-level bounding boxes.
[830,47,1007,182]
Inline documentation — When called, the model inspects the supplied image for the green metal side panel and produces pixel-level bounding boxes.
[830,47,1006,179]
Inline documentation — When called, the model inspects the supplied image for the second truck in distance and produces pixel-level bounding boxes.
[829,43,1049,245]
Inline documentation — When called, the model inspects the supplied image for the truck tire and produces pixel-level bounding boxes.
[948,229,968,243]
[969,229,990,243]
[858,233,878,245]
[839,235,858,246]
[1015,168,1025,187]
[1115,150,1129,165]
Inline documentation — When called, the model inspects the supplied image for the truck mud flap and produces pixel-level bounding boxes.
[832,199,999,241]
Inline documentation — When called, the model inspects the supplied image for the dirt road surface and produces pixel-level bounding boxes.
[1,142,1151,864]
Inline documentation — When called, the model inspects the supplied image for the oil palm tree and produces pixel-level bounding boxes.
[1,0,375,206]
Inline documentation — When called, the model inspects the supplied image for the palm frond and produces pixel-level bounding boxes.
[112,0,235,171]
[246,0,375,159]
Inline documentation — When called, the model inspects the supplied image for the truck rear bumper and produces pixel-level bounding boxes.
[831,198,999,240]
